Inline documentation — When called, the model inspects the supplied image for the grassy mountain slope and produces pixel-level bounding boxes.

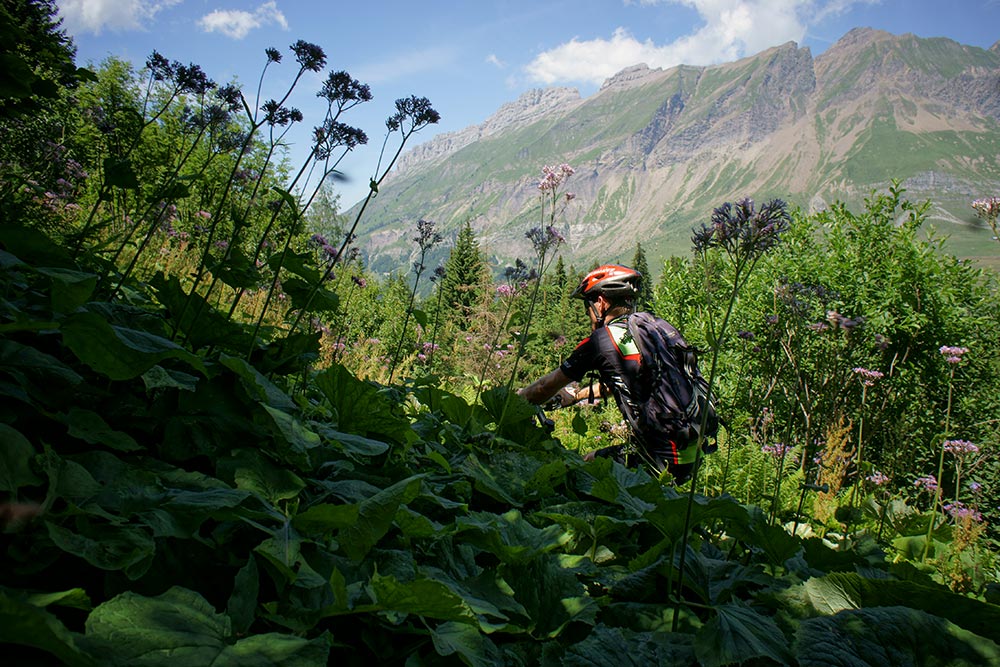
[354,28,1000,275]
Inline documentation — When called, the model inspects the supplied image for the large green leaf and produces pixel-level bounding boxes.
[46,521,155,580]
[281,277,339,314]
[0,423,42,494]
[0,225,75,268]
[292,502,359,535]
[502,554,598,637]
[796,606,1000,667]
[430,621,503,667]
[0,591,94,666]
[226,556,259,637]
[65,408,142,452]
[262,405,321,469]
[459,451,566,507]
[150,273,253,352]
[313,425,390,457]
[339,475,423,562]
[644,493,752,543]
[219,449,305,504]
[0,338,83,396]
[455,509,569,564]
[220,354,295,410]
[368,572,477,623]
[561,625,696,666]
[694,602,792,667]
[36,267,98,313]
[784,572,1000,644]
[103,157,138,189]
[313,364,411,443]
[83,587,329,666]
[61,311,206,380]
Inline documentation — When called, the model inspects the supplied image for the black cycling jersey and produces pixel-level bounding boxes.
[560,313,698,483]
[560,315,642,420]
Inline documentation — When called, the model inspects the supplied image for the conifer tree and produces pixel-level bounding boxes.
[632,242,654,313]
[441,220,488,319]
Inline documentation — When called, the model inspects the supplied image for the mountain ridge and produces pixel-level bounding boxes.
[354,27,1000,275]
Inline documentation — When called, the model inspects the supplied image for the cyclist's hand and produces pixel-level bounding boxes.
[556,386,578,408]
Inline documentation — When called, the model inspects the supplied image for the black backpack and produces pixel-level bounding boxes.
[624,312,720,452]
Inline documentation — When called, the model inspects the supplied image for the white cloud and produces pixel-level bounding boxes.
[57,0,180,34]
[525,0,872,86]
[197,1,288,40]
[486,54,506,68]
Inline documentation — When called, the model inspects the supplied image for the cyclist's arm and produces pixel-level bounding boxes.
[518,368,573,405]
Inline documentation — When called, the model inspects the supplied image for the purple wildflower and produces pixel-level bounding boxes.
[853,367,884,386]
[943,439,979,456]
[940,345,969,364]
[867,470,890,485]
[913,475,938,492]
[944,501,983,523]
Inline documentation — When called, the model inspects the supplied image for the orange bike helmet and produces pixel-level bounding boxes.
[571,264,641,302]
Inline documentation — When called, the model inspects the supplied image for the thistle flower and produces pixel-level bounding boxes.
[692,197,790,256]
[319,71,373,108]
[386,96,440,132]
[526,225,564,254]
[146,51,174,81]
[414,219,443,252]
[290,40,326,72]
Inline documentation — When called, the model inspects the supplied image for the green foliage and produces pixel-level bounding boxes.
[2,25,1000,665]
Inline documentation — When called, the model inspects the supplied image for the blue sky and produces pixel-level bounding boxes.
[57,0,1000,207]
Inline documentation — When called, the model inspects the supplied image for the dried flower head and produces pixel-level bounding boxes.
[290,40,326,72]
[692,197,790,256]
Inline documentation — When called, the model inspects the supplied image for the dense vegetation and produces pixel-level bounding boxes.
[3,7,1000,665]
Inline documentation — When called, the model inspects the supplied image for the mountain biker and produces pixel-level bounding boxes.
[517,264,700,483]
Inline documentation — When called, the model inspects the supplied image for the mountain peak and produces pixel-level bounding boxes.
[362,29,1000,273]
[599,63,662,90]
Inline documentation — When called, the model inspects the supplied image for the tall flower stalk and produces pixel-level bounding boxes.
[496,164,573,428]
[388,219,442,384]
[922,345,969,561]
[672,197,790,630]
[280,96,440,344]
[847,367,884,515]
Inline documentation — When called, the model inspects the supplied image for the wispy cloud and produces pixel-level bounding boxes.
[353,45,457,85]
[198,1,289,40]
[58,0,181,34]
[525,0,875,86]
[486,54,506,69]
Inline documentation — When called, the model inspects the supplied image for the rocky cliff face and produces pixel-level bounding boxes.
[393,87,582,174]
[354,28,1000,274]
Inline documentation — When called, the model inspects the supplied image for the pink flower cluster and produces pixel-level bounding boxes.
[943,439,979,456]
[972,197,1000,220]
[761,442,794,461]
[944,501,983,523]
[538,163,575,192]
[867,470,889,485]
[939,345,969,364]
[853,367,884,386]
[913,475,938,492]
